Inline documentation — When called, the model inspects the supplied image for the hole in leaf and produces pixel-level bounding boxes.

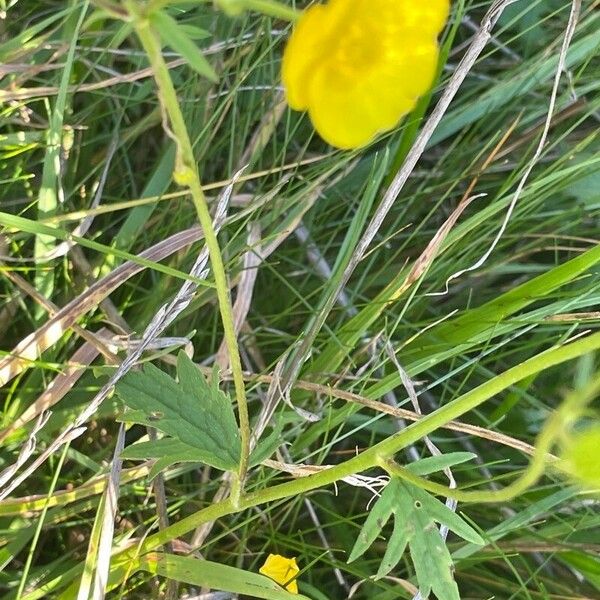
[414,500,422,509]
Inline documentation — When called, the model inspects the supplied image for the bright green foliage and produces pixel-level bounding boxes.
[116,352,240,472]
[561,424,600,490]
[348,477,484,600]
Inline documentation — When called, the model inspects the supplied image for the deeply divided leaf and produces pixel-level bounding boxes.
[349,477,484,600]
[250,421,284,468]
[116,352,240,472]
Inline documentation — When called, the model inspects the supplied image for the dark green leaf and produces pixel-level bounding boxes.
[404,482,484,546]
[149,457,184,481]
[349,478,484,600]
[120,438,206,480]
[379,515,409,579]
[120,438,198,461]
[250,421,284,468]
[115,352,240,472]
[401,485,459,600]
[177,354,239,443]
[347,482,396,563]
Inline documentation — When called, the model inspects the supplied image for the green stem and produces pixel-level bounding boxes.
[380,369,600,502]
[382,459,545,503]
[127,5,250,501]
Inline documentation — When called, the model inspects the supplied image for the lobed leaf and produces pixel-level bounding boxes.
[349,477,484,600]
[119,437,207,480]
[250,421,284,468]
[116,352,240,472]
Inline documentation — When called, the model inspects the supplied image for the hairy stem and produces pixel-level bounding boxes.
[127,5,250,501]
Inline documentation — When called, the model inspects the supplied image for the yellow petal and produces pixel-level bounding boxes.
[259,553,299,594]
[281,0,450,149]
[306,66,383,149]
[281,1,352,111]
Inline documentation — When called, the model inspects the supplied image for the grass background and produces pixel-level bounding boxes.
[1,0,600,598]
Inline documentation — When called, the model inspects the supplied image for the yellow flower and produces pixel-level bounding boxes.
[281,0,450,149]
[259,553,300,594]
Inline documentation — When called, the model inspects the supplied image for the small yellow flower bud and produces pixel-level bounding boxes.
[173,165,195,187]
[259,553,300,594]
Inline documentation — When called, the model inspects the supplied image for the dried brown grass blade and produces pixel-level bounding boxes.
[0,226,203,387]
[0,336,104,444]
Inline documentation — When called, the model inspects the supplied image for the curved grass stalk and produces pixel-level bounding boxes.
[379,370,600,503]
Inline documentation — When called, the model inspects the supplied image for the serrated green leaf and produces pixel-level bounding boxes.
[347,484,396,563]
[406,482,484,545]
[115,352,240,471]
[401,485,460,600]
[406,452,476,476]
[349,478,483,600]
[177,353,239,442]
[150,10,218,82]
[138,553,310,600]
